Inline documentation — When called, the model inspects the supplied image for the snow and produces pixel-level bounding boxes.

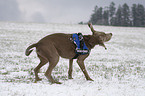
[0,22,145,96]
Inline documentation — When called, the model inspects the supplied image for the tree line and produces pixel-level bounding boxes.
[88,2,145,27]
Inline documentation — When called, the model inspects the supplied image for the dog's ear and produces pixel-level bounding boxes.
[88,23,96,35]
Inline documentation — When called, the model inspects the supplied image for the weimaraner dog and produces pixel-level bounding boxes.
[25,23,113,84]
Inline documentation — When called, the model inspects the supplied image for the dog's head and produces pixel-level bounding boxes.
[88,23,113,49]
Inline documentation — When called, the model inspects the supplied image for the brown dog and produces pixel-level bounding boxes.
[25,23,112,84]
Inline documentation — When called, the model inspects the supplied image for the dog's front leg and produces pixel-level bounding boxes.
[77,59,93,81]
[68,59,73,79]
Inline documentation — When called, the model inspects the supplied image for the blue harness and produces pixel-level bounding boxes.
[72,33,90,59]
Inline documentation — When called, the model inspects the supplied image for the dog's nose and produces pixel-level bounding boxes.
[110,33,113,36]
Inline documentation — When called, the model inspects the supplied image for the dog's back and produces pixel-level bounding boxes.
[36,33,76,59]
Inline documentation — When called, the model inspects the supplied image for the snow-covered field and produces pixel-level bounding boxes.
[0,22,145,96]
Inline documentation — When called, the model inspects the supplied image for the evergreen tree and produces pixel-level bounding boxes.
[103,8,109,25]
[132,4,137,26]
[89,6,103,25]
[90,6,98,24]
[132,4,145,27]
[115,5,123,26]
[109,2,116,25]
[137,4,145,26]
[122,3,131,26]
[96,7,103,25]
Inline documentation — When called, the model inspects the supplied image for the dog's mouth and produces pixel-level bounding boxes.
[99,43,107,50]
[104,33,113,42]
[99,33,112,50]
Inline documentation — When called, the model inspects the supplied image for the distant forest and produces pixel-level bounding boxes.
[80,2,145,27]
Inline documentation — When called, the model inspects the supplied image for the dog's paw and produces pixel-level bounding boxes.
[87,78,94,81]
[51,81,62,84]
[68,76,73,79]
[34,81,37,83]
[36,78,42,81]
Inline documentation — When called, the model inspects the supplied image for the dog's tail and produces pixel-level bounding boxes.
[25,43,37,56]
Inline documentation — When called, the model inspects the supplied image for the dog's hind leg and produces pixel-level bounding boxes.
[45,56,61,84]
[36,44,61,84]
[34,55,48,83]
[68,59,73,79]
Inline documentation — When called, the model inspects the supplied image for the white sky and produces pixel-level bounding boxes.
[0,0,144,24]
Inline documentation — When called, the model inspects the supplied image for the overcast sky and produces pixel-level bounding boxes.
[0,0,144,24]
